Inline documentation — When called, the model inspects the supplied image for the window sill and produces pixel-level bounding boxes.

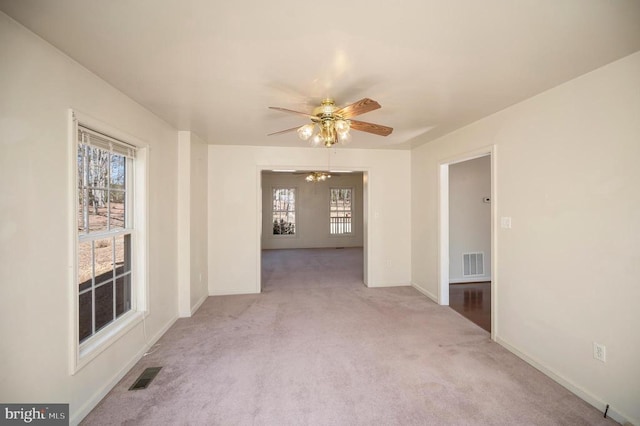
[73,310,144,374]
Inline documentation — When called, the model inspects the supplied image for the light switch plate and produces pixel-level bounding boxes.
[593,342,606,362]
[501,217,512,229]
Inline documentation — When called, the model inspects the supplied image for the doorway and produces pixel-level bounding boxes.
[258,169,369,292]
[439,149,495,337]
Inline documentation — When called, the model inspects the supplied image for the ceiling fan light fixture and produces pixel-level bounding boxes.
[338,131,351,144]
[311,133,323,146]
[297,123,315,141]
[302,119,348,147]
[335,119,350,134]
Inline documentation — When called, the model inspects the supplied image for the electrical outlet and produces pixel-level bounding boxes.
[593,342,606,362]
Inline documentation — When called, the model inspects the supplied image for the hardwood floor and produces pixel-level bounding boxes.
[449,282,491,332]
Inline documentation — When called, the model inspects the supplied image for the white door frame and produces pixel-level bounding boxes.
[438,146,496,339]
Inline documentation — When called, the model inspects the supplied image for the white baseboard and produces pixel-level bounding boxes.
[190,294,208,316]
[449,276,492,284]
[366,282,411,288]
[495,336,633,426]
[411,282,438,303]
[209,289,259,296]
[70,315,178,425]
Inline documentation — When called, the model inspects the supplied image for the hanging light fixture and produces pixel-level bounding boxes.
[292,99,351,147]
[297,123,315,140]
[305,172,332,183]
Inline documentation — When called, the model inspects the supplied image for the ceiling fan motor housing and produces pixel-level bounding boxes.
[313,98,340,117]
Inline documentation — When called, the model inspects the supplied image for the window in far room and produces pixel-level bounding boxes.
[272,187,296,235]
[330,188,352,235]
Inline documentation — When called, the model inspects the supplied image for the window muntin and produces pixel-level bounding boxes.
[77,127,134,344]
[272,188,296,235]
[330,188,352,235]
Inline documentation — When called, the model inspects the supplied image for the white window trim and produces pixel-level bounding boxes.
[68,109,150,374]
[329,187,354,237]
[271,186,298,239]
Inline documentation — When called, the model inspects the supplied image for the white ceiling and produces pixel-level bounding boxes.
[2,0,639,149]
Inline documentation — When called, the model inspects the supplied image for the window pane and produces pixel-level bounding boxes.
[110,154,126,188]
[87,146,110,189]
[95,281,114,332]
[94,238,114,284]
[116,274,131,317]
[78,241,93,292]
[273,188,295,210]
[109,190,125,229]
[78,188,86,234]
[272,188,295,235]
[273,214,295,234]
[78,146,87,233]
[79,291,93,343]
[88,189,109,232]
[78,147,86,188]
[330,188,352,235]
[115,234,131,275]
[343,190,351,205]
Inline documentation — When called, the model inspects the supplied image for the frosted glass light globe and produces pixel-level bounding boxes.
[297,124,315,141]
[335,120,350,134]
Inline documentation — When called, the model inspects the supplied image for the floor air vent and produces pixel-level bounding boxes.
[129,367,162,391]
[463,252,484,276]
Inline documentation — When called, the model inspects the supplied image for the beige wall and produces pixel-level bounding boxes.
[208,146,411,295]
[178,131,209,317]
[449,156,491,282]
[0,13,179,423]
[411,52,640,424]
[261,172,364,249]
[190,133,209,310]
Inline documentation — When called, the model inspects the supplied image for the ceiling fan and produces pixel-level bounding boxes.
[268,98,393,147]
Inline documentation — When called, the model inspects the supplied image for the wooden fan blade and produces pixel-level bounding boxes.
[268,106,315,120]
[349,120,393,136]
[336,98,381,118]
[268,126,300,136]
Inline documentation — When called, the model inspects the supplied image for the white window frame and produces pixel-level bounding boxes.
[68,110,149,374]
[329,187,354,236]
[271,186,297,237]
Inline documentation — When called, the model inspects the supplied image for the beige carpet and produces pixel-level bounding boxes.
[82,248,613,425]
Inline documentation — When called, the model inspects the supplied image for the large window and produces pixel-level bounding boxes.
[330,188,352,235]
[272,188,295,235]
[77,126,135,344]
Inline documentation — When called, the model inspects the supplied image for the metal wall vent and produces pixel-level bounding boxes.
[129,367,162,391]
[463,252,484,276]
